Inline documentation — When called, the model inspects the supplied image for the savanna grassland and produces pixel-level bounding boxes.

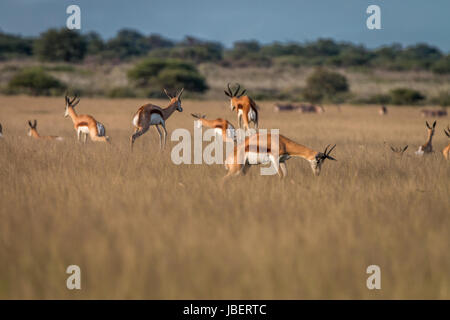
[0,95,449,299]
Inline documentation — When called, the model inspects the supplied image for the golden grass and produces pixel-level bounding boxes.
[0,95,449,299]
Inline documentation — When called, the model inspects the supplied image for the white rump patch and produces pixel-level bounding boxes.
[132,114,139,127]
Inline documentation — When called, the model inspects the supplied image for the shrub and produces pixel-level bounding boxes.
[389,88,425,105]
[303,68,349,103]
[431,56,450,74]
[107,87,137,98]
[33,28,87,62]
[8,67,66,95]
[128,58,207,93]
[0,32,33,59]
[430,91,450,107]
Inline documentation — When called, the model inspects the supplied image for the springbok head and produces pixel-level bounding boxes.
[426,120,436,137]
[64,93,80,118]
[191,113,206,128]
[164,88,184,112]
[27,120,37,136]
[444,126,450,138]
[224,83,247,111]
[311,144,337,176]
[390,145,408,156]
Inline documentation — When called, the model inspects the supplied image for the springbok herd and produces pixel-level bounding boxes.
[0,84,449,180]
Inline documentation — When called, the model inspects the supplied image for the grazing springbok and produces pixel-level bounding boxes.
[298,104,324,114]
[64,94,110,143]
[131,88,184,150]
[223,132,336,180]
[27,120,63,141]
[415,121,436,156]
[224,83,258,130]
[379,105,388,115]
[390,145,408,157]
[191,114,236,142]
[420,108,447,118]
[443,126,450,160]
[0,122,3,138]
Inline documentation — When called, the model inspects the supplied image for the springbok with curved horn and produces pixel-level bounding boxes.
[224,132,336,179]
[390,145,408,157]
[64,94,110,143]
[191,113,236,142]
[27,120,63,140]
[415,121,436,156]
[131,88,184,150]
[224,83,258,131]
[443,126,450,160]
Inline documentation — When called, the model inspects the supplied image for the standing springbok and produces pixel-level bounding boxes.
[443,126,450,160]
[224,132,336,180]
[27,120,63,140]
[191,114,236,142]
[379,105,388,115]
[224,83,258,130]
[130,88,184,150]
[64,94,110,143]
[415,121,436,156]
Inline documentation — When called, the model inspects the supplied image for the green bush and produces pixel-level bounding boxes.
[303,68,349,103]
[431,56,450,74]
[430,91,450,106]
[34,28,87,62]
[8,67,66,95]
[389,88,425,105]
[128,58,207,93]
[107,87,137,98]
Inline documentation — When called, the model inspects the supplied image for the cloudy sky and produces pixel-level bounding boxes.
[1,0,449,50]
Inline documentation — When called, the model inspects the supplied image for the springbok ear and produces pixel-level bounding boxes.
[432,120,436,128]
[72,99,80,108]
[224,90,231,97]
[426,121,431,129]
[403,145,408,152]
[28,121,32,128]
[163,88,172,99]
[33,120,37,128]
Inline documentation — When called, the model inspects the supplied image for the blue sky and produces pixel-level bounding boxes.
[1,0,449,51]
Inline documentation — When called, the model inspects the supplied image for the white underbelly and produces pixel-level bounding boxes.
[246,152,272,165]
[248,109,256,121]
[150,113,164,125]
[78,126,90,134]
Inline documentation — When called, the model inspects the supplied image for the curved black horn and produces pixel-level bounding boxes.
[227,83,233,97]
[238,89,247,98]
[233,83,241,97]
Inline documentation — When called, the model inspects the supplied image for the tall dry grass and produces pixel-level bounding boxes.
[0,96,449,299]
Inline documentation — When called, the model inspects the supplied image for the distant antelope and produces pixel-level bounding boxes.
[224,83,258,130]
[27,120,63,141]
[390,145,408,156]
[131,88,184,150]
[379,105,388,115]
[224,132,336,180]
[443,126,450,160]
[274,104,300,112]
[191,114,236,142]
[298,104,324,114]
[415,121,436,156]
[420,108,447,118]
[64,94,110,143]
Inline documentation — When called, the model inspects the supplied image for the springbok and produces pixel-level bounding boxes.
[64,94,110,143]
[443,126,450,160]
[379,105,388,115]
[390,145,408,156]
[298,104,324,114]
[0,122,3,138]
[224,83,258,130]
[420,108,447,118]
[224,132,336,180]
[191,114,236,142]
[27,120,63,141]
[415,121,436,156]
[130,88,184,150]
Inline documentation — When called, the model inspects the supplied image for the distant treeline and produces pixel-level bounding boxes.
[1,28,450,74]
